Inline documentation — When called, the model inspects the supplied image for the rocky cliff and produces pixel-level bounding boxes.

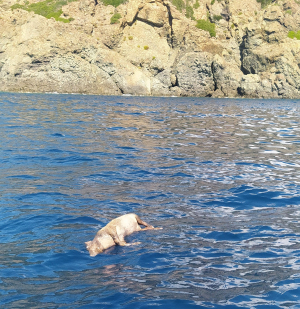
[1,0,300,98]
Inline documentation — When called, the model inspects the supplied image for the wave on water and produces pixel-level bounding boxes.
[1,93,300,308]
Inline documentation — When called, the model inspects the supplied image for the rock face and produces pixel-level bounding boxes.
[1,0,300,98]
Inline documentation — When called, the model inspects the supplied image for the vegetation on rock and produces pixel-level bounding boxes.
[11,0,75,22]
[193,0,199,9]
[4,0,300,98]
[185,4,195,19]
[110,12,121,24]
[288,30,300,40]
[211,0,222,5]
[256,0,274,9]
[171,0,195,19]
[213,15,222,21]
[101,0,126,7]
[171,0,185,12]
[196,19,216,37]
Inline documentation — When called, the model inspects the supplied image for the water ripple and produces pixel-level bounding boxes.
[1,94,300,308]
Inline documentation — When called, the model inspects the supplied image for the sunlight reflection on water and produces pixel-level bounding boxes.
[1,94,300,308]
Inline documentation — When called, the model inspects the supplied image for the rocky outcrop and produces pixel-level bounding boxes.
[176,52,215,97]
[1,0,300,98]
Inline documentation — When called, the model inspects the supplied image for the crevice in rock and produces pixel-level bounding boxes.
[136,17,164,28]
[32,59,42,64]
[239,35,249,75]
[120,0,175,48]
[120,8,143,28]
[164,3,174,48]
[111,77,124,94]
[102,41,114,50]
[237,86,243,96]
[119,86,124,94]
[29,58,51,69]
[211,62,217,91]
[221,3,231,22]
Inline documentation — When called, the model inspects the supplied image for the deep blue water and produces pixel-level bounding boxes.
[1,93,300,308]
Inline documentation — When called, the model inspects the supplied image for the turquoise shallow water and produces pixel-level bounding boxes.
[1,93,300,308]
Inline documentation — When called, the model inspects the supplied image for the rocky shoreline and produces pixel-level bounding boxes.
[1,0,300,98]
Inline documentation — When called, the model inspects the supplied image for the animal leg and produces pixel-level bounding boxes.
[130,242,141,245]
[111,234,124,246]
[112,233,132,246]
[120,241,141,246]
[135,215,154,228]
[114,238,130,246]
[140,226,163,231]
[112,232,141,247]
[136,215,163,230]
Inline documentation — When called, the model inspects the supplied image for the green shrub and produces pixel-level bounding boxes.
[110,12,121,24]
[171,0,185,12]
[144,45,149,50]
[11,0,75,22]
[196,19,216,37]
[288,30,300,40]
[193,0,199,9]
[213,14,222,21]
[11,3,24,10]
[128,35,133,40]
[185,5,194,19]
[101,0,126,7]
[256,0,273,9]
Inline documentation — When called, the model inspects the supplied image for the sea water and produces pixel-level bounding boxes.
[1,93,300,308]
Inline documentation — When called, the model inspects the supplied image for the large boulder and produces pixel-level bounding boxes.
[176,52,215,97]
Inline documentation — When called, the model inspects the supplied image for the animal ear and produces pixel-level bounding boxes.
[85,241,92,248]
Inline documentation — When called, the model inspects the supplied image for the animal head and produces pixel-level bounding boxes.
[85,240,104,257]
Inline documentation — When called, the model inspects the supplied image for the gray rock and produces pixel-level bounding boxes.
[176,52,215,97]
